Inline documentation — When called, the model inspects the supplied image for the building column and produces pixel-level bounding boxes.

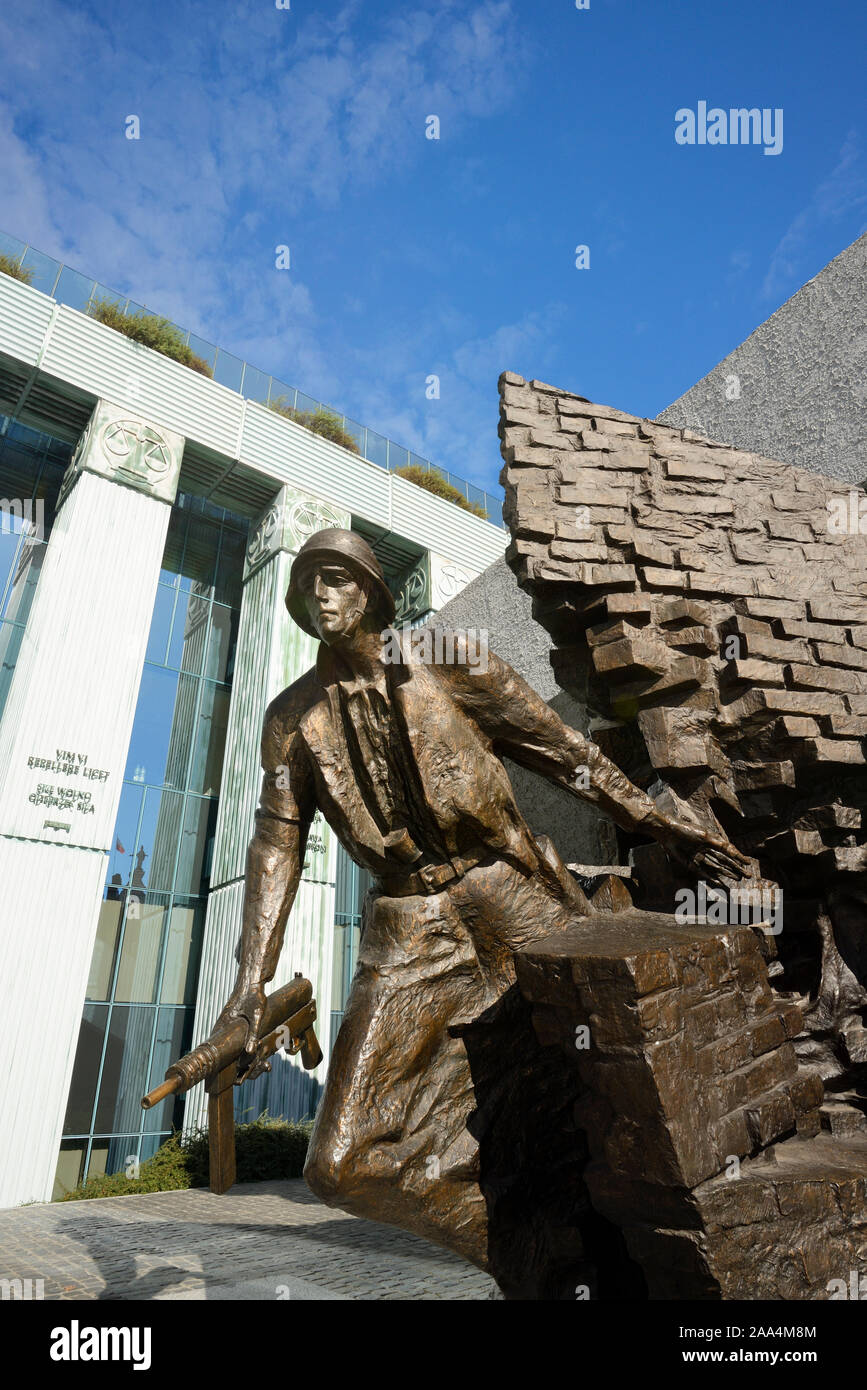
[186,485,350,1130]
[0,400,184,1208]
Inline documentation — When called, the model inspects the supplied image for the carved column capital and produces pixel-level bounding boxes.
[59,399,184,509]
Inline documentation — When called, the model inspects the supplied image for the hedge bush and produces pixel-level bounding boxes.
[0,254,34,285]
[395,464,487,519]
[267,397,360,454]
[59,1115,313,1201]
[89,298,213,376]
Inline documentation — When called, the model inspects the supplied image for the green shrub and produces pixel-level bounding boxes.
[89,298,213,377]
[0,253,34,285]
[268,397,360,453]
[395,464,487,519]
[58,1114,313,1201]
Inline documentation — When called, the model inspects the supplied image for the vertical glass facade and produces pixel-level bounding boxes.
[331,846,371,1052]
[54,494,247,1197]
[0,417,70,722]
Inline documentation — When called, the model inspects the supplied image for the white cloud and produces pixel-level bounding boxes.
[761,131,867,301]
[0,0,528,490]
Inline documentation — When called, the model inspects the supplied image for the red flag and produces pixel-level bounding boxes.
[116,838,126,854]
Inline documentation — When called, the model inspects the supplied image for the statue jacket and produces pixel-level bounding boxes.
[256,629,597,886]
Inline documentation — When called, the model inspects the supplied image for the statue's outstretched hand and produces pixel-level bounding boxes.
[654,815,757,886]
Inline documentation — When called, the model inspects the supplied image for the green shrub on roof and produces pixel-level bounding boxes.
[0,254,34,285]
[395,464,487,519]
[89,298,214,377]
[267,397,360,454]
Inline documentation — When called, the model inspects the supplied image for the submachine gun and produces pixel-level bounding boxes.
[141,974,322,1194]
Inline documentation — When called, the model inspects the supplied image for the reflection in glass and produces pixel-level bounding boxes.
[188,684,230,795]
[143,1007,193,1134]
[95,1005,152,1136]
[86,899,124,1002]
[114,900,167,1004]
[63,491,246,1183]
[63,1004,108,1134]
[124,665,181,786]
[53,1141,87,1200]
[139,787,184,891]
[204,604,237,683]
[174,796,216,896]
[145,583,178,666]
[160,901,205,1007]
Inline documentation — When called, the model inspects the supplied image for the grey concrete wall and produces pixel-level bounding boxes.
[659,232,867,483]
[433,558,614,866]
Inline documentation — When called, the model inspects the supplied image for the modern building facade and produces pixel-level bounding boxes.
[0,240,507,1208]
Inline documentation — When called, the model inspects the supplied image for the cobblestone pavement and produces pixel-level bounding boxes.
[0,1181,495,1301]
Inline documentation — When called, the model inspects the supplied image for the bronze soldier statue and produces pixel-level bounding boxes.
[213,528,753,1281]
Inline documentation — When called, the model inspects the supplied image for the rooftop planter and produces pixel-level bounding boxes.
[267,396,361,454]
[0,254,34,285]
[395,463,488,519]
[88,297,214,377]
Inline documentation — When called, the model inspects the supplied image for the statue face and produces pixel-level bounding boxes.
[300,562,369,643]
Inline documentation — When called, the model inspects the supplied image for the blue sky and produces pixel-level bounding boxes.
[1,0,864,501]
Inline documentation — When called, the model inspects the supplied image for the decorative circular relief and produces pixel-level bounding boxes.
[288,499,344,545]
[434,563,472,603]
[247,503,281,565]
[102,420,172,476]
[395,565,427,621]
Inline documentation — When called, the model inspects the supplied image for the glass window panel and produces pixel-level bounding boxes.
[33,461,65,517]
[388,444,409,471]
[53,1141,87,1200]
[86,897,125,1001]
[145,583,177,666]
[179,516,220,595]
[212,350,244,393]
[86,1139,110,1181]
[241,365,272,405]
[343,419,365,453]
[62,1003,108,1134]
[160,902,204,1006]
[114,900,168,1004]
[137,788,185,891]
[89,282,127,314]
[188,683,230,795]
[168,589,209,675]
[143,1007,194,1134]
[187,334,217,373]
[53,265,97,313]
[0,618,25,724]
[105,779,145,887]
[102,1136,144,1180]
[138,1133,168,1162]
[2,535,45,625]
[203,603,237,683]
[173,795,217,896]
[0,231,27,262]
[124,664,183,786]
[213,529,245,608]
[94,1005,153,1135]
[365,430,388,468]
[409,452,429,471]
[18,247,61,295]
[294,391,319,415]
[0,527,24,607]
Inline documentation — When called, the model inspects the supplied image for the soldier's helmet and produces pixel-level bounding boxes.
[285,527,396,638]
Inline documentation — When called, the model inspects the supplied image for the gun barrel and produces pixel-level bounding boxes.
[140,976,314,1110]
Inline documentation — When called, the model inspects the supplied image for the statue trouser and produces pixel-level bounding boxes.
[304,846,590,1292]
